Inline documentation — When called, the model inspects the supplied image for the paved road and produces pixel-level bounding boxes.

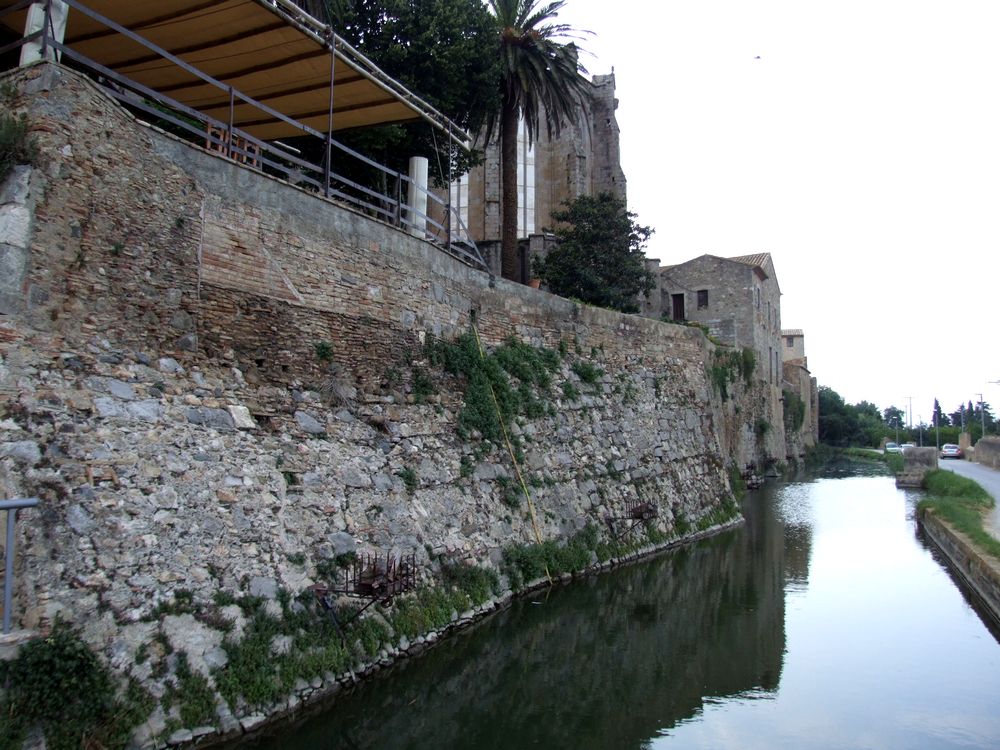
[936,458,1000,540]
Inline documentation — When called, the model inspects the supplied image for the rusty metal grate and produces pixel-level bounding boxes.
[605,499,659,541]
[311,551,417,636]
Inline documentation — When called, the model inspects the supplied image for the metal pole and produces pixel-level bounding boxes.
[2,498,38,634]
[4,508,17,634]
[325,34,336,198]
[40,0,51,58]
[227,85,235,158]
[977,393,986,438]
[395,173,402,227]
[446,123,453,249]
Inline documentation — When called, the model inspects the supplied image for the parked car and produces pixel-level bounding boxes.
[940,444,963,459]
[884,442,901,454]
[901,442,917,451]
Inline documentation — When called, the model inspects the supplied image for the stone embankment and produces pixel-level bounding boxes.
[918,510,1000,629]
[0,61,768,748]
[0,314,741,747]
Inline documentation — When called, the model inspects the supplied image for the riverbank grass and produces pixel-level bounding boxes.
[918,470,1000,561]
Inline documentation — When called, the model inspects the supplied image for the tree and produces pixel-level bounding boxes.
[932,398,948,427]
[486,0,592,282]
[302,1,501,186]
[883,406,905,430]
[534,193,656,312]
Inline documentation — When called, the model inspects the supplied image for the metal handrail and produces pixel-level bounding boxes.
[6,0,488,273]
[2,497,38,634]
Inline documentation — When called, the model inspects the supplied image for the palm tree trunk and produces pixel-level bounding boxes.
[500,95,520,282]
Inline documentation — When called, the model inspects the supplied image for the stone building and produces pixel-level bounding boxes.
[442,73,627,281]
[780,329,819,455]
[657,253,784,388]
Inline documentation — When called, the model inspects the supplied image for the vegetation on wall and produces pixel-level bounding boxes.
[782,388,806,432]
[0,83,37,183]
[424,331,561,445]
[709,347,755,401]
[0,620,153,750]
[534,193,656,313]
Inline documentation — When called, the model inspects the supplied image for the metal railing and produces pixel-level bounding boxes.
[2,497,38,634]
[0,0,489,274]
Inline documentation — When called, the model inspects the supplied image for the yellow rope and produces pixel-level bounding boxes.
[471,323,552,585]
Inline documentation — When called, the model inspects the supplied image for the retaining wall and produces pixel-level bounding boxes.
[0,62,776,747]
[919,510,1000,629]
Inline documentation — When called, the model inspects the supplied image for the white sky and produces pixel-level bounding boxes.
[555,0,1000,422]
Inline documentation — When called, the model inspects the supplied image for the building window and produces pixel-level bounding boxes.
[786,336,794,348]
[516,120,535,236]
[697,289,708,309]
[449,173,469,230]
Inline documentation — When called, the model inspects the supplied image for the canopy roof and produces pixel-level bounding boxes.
[2,0,463,140]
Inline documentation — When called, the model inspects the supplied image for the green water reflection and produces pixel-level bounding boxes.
[247,464,1000,749]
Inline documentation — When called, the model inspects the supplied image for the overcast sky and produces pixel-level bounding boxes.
[555,0,1000,424]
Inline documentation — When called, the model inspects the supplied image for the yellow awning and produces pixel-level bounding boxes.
[2,0,461,140]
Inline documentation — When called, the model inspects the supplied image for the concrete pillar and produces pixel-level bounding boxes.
[407,156,428,239]
[20,0,69,66]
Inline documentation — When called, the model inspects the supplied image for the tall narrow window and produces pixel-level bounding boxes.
[697,289,709,309]
[449,174,469,229]
[516,120,535,236]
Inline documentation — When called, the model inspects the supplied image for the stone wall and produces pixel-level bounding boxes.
[656,255,787,465]
[0,62,755,743]
[973,436,1000,470]
[782,361,817,459]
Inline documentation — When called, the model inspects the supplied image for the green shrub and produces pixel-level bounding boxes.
[0,111,37,183]
[571,360,603,385]
[172,653,217,728]
[442,563,500,605]
[396,466,418,494]
[411,367,434,403]
[0,619,153,750]
[425,332,560,444]
[313,340,333,362]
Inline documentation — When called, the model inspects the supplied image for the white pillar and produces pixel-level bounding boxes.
[20,0,69,66]
[407,156,428,239]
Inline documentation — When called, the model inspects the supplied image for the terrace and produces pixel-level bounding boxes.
[0,0,488,272]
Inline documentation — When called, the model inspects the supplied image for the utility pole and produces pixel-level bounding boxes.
[906,396,913,430]
[977,393,986,438]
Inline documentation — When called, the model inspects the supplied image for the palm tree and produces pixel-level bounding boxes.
[486,0,591,282]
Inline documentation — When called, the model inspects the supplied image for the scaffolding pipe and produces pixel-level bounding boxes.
[3,498,39,634]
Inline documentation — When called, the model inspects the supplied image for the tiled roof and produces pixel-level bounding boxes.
[727,253,772,269]
[782,329,804,337]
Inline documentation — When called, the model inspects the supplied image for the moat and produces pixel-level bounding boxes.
[243,460,1000,749]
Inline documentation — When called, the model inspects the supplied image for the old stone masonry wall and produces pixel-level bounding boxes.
[0,63,740,746]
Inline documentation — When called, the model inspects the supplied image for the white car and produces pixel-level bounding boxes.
[884,442,901,454]
[940,444,963,459]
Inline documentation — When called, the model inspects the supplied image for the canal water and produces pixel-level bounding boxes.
[248,460,1000,749]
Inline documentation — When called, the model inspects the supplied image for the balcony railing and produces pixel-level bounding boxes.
[0,0,489,274]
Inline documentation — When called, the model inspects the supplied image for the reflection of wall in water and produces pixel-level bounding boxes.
[264,503,789,750]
